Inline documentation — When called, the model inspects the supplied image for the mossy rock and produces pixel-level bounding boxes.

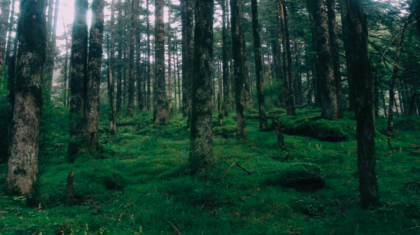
[282,118,351,142]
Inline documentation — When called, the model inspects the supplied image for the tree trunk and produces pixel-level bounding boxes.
[231,0,247,140]
[85,0,104,153]
[167,0,173,115]
[4,0,15,66]
[340,0,356,111]
[68,0,88,159]
[7,0,46,197]
[128,0,136,117]
[63,19,70,107]
[344,0,379,208]
[153,0,168,124]
[189,0,214,173]
[279,0,296,116]
[146,0,151,111]
[312,0,338,120]
[181,0,193,118]
[388,18,410,132]
[136,0,143,112]
[116,0,123,112]
[44,0,60,100]
[222,0,230,117]
[108,0,117,134]
[0,0,10,65]
[326,0,342,118]
[251,0,267,130]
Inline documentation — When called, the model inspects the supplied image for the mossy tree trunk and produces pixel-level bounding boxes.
[7,0,46,196]
[68,0,88,158]
[189,0,214,173]
[231,0,247,140]
[153,0,168,124]
[85,0,105,153]
[251,0,267,130]
[312,0,338,120]
[344,0,379,208]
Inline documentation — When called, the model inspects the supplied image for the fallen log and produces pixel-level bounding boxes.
[116,122,142,127]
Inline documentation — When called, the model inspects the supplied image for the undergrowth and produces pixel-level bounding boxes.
[0,105,419,234]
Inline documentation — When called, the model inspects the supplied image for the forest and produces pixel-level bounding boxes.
[0,0,420,234]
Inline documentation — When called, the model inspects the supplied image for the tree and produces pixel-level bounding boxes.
[154,0,169,124]
[167,0,173,115]
[251,0,267,129]
[7,0,46,196]
[326,0,342,117]
[344,0,379,208]
[44,0,60,99]
[85,0,105,153]
[181,0,193,118]
[231,0,247,140]
[222,0,230,117]
[0,0,10,65]
[278,0,296,116]
[108,0,117,134]
[68,0,88,158]
[128,0,137,117]
[189,0,214,173]
[311,0,338,120]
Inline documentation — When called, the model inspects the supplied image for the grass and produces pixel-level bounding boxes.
[0,105,420,234]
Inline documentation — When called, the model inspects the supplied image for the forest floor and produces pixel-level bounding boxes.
[1,106,420,235]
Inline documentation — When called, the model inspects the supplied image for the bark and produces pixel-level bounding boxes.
[153,0,168,124]
[85,0,105,153]
[68,0,88,158]
[312,0,338,120]
[181,0,193,118]
[66,170,74,204]
[136,0,143,112]
[167,0,173,115]
[279,0,296,116]
[7,0,46,196]
[128,0,136,117]
[189,0,214,173]
[272,119,286,151]
[44,0,60,99]
[146,0,151,111]
[4,0,15,66]
[222,0,230,117]
[340,0,356,111]
[116,0,123,112]
[63,19,69,107]
[108,0,117,134]
[388,18,410,132]
[251,0,267,130]
[344,0,379,208]
[0,0,10,65]
[231,0,247,140]
[326,0,342,117]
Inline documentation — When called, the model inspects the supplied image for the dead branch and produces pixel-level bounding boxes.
[168,221,181,235]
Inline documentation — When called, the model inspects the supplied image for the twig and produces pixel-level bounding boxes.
[235,163,252,175]
[168,221,181,235]
[222,162,253,178]
[222,162,237,178]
